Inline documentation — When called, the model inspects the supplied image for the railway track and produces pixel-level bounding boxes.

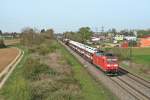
[59,40,150,100]
[119,68,150,88]
[110,76,150,100]
[111,68,150,100]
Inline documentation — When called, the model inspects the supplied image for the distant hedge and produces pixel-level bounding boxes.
[0,39,6,48]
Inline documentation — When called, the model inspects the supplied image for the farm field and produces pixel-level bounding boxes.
[131,47,150,64]
[122,47,150,81]
[4,39,20,46]
[0,48,19,72]
[112,47,150,81]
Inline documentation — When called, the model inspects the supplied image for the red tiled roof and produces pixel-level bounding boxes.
[141,35,150,38]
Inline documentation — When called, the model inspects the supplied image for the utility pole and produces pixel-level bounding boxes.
[130,41,132,68]
[95,27,98,35]
[101,25,104,34]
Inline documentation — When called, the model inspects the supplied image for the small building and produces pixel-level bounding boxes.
[114,35,124,41]
[91,37,100,42]
[124,36,137,41]
[139,35,150,47]
[121,41,128,48]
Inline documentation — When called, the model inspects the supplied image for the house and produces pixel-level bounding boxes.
[91,37,100,42]
[124,36,137,41]
[121,41,128,48]
[139,35,150,47]
[113,35,124,41]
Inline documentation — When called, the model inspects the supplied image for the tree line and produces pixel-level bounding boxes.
[63,27,93,43]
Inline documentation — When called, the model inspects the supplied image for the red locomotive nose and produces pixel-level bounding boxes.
[107,64,118,69]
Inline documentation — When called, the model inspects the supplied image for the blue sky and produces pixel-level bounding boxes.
[0,0,150,33]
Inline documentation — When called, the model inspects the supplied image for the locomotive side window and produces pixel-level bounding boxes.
[105,53,113,57]
[96,52,104,56]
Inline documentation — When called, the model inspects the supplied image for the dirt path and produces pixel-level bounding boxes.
[0,48,19,72]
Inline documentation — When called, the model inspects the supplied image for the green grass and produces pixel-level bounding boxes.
[0,46,31,100]
[0,41,117,100]
[114,47,150,64]
[119,47,150,81]
[131,48,150,64]
[57,42,117,100]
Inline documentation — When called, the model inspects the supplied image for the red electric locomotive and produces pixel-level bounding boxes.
[93,51,118,74]
[66,39,119,75]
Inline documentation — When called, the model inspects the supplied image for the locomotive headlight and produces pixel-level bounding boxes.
[114,64,118,67]
[107,64,111,67]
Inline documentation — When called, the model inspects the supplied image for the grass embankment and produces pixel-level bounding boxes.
[0,33,117,100]
[111,47,150,81]
[0,46,30,100]
[57,41,117,100]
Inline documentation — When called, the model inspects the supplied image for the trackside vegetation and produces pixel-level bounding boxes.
[109,47,150,81]
[0,39,6,48]
[0,28,117,100]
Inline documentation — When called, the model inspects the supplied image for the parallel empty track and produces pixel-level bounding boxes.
[109,69,150,100]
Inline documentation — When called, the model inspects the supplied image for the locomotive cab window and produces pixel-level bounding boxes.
[96,51,104,56]
[105,53,114,57]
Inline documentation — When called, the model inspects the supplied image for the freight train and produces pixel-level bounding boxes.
[63,39,119,75]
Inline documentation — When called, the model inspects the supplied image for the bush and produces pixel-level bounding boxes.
[111,48,131,60]
[24,58,56,80]
[37,43,50,55]
[0,39,6,48]
[128,41,137,47]
[30,79,59,100]
[36,41,59,55]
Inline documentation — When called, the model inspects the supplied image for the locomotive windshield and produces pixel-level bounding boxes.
[96,50,104,56]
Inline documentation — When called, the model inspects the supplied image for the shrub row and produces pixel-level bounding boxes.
[0,39,6,48]
[23,40,82,100]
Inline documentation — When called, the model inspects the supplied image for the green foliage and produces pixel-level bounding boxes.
[22,39,82,100]
[63,27,93,43]
[111,48,131,60]
[37,43,51,55]
[0,30,2,35]
[24,58,56,81]
[20,27,54,47]
[78,27,93,43]
[128,41,137,47]
[28,40,59,55]
[0,39,6,48]
[137,30,150,37]
[131,48,150,64]
[41,29,54,39]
